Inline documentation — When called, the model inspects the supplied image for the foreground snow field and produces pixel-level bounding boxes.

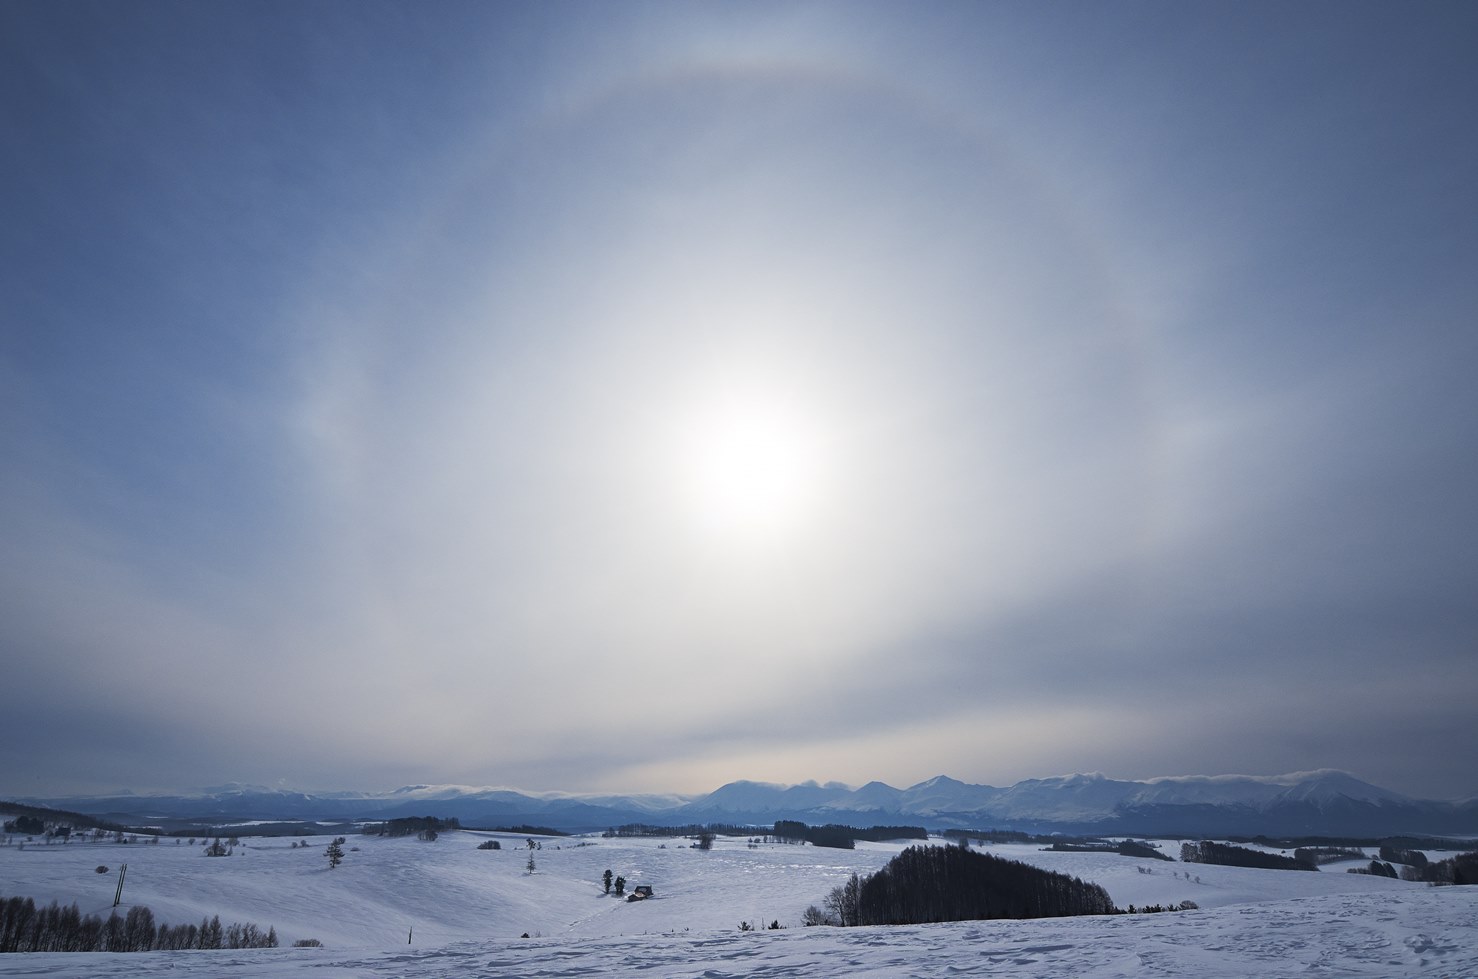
[2,832,1474,976]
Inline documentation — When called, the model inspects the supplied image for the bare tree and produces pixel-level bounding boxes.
[824,873,861,927]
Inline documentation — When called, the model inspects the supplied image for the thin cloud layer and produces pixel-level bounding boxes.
[2,2,1475,800]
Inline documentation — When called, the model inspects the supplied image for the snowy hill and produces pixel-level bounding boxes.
[16,770,1478,837]
[2,829,1475,977]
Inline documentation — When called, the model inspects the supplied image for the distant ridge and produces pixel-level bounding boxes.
[14,770,1478,837]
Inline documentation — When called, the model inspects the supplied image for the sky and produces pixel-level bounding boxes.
[3,1,1476,802]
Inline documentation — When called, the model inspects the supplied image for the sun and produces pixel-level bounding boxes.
[676,385,828,546]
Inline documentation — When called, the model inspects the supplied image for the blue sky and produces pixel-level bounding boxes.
[3,1,1476,800]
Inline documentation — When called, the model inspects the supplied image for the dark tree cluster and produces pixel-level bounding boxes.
[170,821,349,839]
[1045,840,1170,861]
[773,821,926,849]
[1180,841,1317,871]
[2,816,44,836]
[489,824,567,837]
[1399,851,1478,885]
[1,897,276,953]
[941,829,1033,845]
[1379,845,1428,868]
[1,800,136,837]
[862,826,927,842]
[364,816,460,838]
[813,845,1117,927]
[798,824,854,849]
[1125,901,1198,913]
[476,839,502,850]
[1348,860,1399,878]
[1046,841,1116,853]
[603,823,750,839]
[1293,846,1367,866]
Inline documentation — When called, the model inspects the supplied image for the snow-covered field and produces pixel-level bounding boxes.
[2,831,1474,976]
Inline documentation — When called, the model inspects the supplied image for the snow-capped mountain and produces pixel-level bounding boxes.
[15,770,1477,837]
[675,770,1476,836]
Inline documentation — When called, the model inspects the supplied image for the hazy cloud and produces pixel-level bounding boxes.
[3,1,1475,800]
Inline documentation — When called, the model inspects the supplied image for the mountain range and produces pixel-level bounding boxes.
[14,770,1477,838]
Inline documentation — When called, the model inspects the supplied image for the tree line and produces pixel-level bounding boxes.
[806,844,1117,927]
[483,824,567,837]
[602,823,752,838]
[1379,844,1428,868]
[1,896,277,953]
[362,816,461,839]
[773,821,927,849]
[941,829,1034,845]
[1180,841,1317,871]
[1046,840,1171,861]
[1292,846,1367,866]
[1398,851,1478,884]
[1345,849,1478,883]
[1,801,139,838]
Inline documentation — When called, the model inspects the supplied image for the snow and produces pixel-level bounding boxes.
[2,831,1474,977]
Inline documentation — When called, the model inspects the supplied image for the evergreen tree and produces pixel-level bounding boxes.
[816,845,1117,927]
[325,838,345,870]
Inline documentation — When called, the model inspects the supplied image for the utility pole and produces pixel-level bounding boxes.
[113,864,127,907]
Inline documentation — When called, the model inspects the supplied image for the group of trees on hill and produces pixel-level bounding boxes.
[1293,846,1366,866]
[600,821,927,849]
[1380,845,1428,867]
[1,896,277,953]
[1399,851,1478,884]
[806,845,1117,927]
[2,816,44,836]
[363,817,460,839]
[1341,849,1477,883]
[1181,841,1317,871]
[1046,840,1171,861]
[773,821,927,850]
[602,823,750,838]
[2,801,144,841]
[941,829,1034,845]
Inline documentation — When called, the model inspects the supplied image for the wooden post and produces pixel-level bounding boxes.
[408,926,412,944]
[113,864,127,907]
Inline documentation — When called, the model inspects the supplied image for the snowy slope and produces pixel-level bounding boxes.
[1,830,1474,977]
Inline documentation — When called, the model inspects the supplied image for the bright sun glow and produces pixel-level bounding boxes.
[676,385,829,546]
